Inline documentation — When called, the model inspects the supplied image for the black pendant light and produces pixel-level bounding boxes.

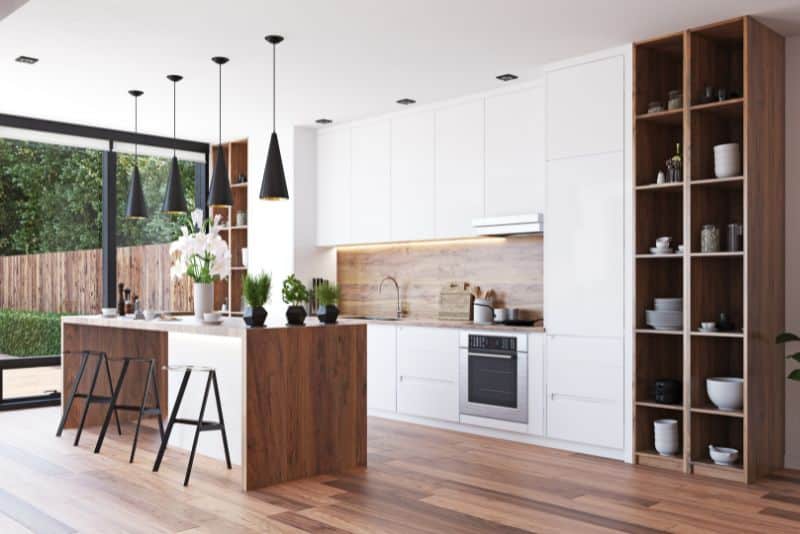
[208,56,233,208]
[126,90,147,219]
[260,35,289,201]
[162,74,188,214]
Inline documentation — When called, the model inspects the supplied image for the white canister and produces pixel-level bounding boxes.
[241,247,248,268]
[473,299,494,324]
[713,143,741,178]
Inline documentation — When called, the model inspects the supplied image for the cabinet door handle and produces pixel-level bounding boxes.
[550,393,615,405]
[469,352,513,359]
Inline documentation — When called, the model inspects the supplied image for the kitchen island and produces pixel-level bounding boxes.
[60,315,366,491]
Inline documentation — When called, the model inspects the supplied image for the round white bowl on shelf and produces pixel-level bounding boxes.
[713,143,741,178]
[654,298,682,312]
[101,307,117,318]
[706,377,744,411]
[709,445,739,465]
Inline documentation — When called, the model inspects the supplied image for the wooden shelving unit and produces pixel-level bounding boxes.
[209,138,249,316]
[633,17,785,483]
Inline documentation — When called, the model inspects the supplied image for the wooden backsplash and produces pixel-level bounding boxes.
[337,236,543,320]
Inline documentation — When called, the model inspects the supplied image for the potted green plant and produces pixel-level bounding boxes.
[242,272,271,327]
[282,274,309,326]
[776,331,800,382]
[316,282,341,324]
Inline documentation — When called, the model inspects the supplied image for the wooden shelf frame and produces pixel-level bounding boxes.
[210,138,249,316]
[632,16,785,483]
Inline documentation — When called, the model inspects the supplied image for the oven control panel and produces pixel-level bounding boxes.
[468,334,516,353]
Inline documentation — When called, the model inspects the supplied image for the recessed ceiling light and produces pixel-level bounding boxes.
[496,73,518,82]
[396,98,416,105]
[316,118,333,124]
[15,55,38,65]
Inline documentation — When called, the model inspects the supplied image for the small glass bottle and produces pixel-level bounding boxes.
[670,143,682,182]
[701,224,720,253]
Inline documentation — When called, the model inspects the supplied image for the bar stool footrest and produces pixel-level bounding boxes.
[173,418,223,431]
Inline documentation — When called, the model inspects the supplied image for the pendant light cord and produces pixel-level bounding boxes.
[134,95,138,165]
[173,79,176,157]
[273,43,276,133]
[219,62,222,145]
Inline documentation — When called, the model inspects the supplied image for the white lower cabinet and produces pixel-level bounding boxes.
[367,324,397,412]
[528,333,545,437]
[546,335,623,449]
[397,327,459,422]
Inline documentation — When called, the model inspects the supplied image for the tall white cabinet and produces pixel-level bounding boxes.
[543,50,629,452]
[316,129,351,246]
[391,112,436,241]
[350,121,392,244]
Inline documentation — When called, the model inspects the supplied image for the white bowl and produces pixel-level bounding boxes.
[709,445,739,465]
[706,377,743,411]
[654,298,682,312]
[101,307,117,317]
[203,312,221,323]
[646,310,683,330]
[143,309,157,321]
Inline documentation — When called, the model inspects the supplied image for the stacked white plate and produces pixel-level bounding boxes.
[645,298,683,330]
[654,419,680,456]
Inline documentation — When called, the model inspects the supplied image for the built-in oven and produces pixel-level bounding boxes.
[459,332,528,424]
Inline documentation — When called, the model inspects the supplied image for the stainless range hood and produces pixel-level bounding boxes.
[472,213,543,236]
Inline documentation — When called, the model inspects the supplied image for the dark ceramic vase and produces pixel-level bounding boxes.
[286,305,307,326]
[317,304,339,324]
[243,305,267,327]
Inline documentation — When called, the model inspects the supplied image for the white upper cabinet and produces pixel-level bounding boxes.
[545,152,623,337]
[350,121,391,244]
[316,128,351,246]
[391,112,436,241]
[546,56,624,160]
[435,100,485,238]
[485,87,545,216]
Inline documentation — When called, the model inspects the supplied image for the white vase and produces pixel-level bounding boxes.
[193,282,214,320]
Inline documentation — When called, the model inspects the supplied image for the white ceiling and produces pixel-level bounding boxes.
[2,0,800,143]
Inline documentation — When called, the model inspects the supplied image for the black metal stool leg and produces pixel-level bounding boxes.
[103,354,123,436]
[211,371,232,469]
[153,369,191,473]
[94,359,130,454]
[184,372,213,486]
[128,360,155,463]
[150,363,166,440]
[56,351,88,437]
[74,354,103,446]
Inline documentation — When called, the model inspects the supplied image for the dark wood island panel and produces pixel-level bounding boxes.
[61,324,168,428]
[244,324,367,490]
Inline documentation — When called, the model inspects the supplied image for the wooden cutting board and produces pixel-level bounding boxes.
[438,282,474,321]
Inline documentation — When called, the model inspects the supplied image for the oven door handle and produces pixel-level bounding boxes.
[468,351,514,359]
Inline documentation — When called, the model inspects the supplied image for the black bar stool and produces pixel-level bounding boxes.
[56,351,122,446]
[94,357,165,463]
[152,365,232,486]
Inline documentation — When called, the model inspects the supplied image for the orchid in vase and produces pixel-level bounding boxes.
[169,209,231,319]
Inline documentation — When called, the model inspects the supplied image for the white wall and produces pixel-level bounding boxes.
[785,36,800,469]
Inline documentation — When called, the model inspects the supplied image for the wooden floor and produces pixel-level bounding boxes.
[0,409,799,533]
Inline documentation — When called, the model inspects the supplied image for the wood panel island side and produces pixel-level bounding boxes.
[60,316,367,491]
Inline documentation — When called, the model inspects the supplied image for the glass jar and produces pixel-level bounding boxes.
[701,224,720,253]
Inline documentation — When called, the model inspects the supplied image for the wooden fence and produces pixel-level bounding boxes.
[0,243,192,314]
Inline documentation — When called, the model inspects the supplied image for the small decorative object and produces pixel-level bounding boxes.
[654,379,681,404]
[316,282,341,324]
[700,224,720,253]
[726,223,743,251]
[242,272,271,327]
[656,170,665,184]
[665,143,682,182]
[717,88,728,101]
[713,142,741,178]
[117,283,126,317]
[124,288,133,315]
[716,312,735,332]
[775,332,800,383]
[706,377,743,411]
[282,274,309,326]
[241,247,248,268]
[169,208,232,319]
[702,86,716,104]
[133,296,145,320]
[653,419,679,456]
[237,173,247,183]
[667,89,682,110]
[647,101,664,113]
[236,211,247,227]
[700,321,717,332]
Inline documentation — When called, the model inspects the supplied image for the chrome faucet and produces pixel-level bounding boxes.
[379,276,402,319]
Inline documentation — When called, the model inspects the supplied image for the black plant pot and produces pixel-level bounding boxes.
[317,304,339,324]
[286,305,307,326]
[243,305,267,327]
